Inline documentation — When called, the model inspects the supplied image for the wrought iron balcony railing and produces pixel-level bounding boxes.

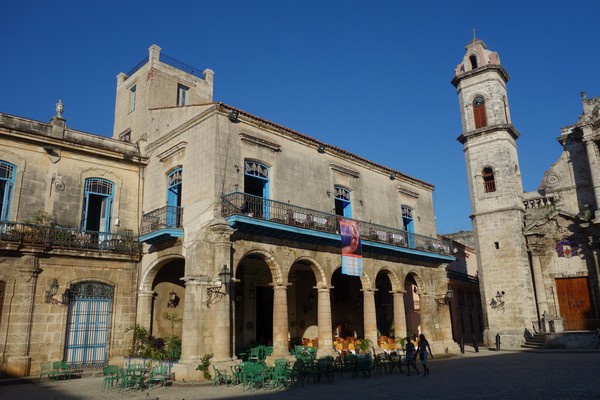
[221,192,453,255]
[0,221,141,255]
[141,205,183,236]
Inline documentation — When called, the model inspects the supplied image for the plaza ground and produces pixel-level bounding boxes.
[1,349,598,400]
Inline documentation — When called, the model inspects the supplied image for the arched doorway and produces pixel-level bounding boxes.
[151,259,185,338]
[331,268,363,339]
[404,274,421,337]
[375,271,394,338]
[288,261,317,348]
[234,254,274,354]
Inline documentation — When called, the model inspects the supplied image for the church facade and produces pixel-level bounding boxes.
[453,38,600,349]
[0,45,456,379]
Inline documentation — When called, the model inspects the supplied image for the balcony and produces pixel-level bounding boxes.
[139,205,183,245]
[221,192,454,261]
[0,221,140,255]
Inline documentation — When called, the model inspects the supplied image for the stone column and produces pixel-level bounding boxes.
[582,133,600,215]
[588,237,600,293]
[392,290,407,339]
[136,289,154,330]
[206,218,236,360]
[529,250,549,325]
[5,255,41,377]
[207,286,231,362]
[362,289,378,346]
[178,277,204,364]
[271,285,289,357]
[316,287,334,356]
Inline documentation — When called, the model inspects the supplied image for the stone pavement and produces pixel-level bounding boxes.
[1,349,599,400]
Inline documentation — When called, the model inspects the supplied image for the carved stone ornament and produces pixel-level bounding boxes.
[545,173,560,188]
[56,99,64,118]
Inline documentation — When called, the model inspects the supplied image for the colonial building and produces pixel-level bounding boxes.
[0,110,144,377]
[453,38,600,349]
[1,44,456,379]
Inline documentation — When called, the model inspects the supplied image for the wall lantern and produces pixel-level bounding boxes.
[206,265,233,307]
[228,110,239,122]
[317,144,326,153]
[490,291,505,311]
[167,291,180,308]
[44,278,69,307]
[435,288,454,308]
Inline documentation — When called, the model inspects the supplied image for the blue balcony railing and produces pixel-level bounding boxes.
[0,221,140,255]
[221,192,453,255]
[141,205,183,235]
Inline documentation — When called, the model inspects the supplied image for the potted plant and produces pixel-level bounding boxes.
[355,338,373,354]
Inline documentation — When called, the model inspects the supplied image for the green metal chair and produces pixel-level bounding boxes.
[102,365,119,390]
[148,365,169,388]
[53,361,72,380]
[240,361,266,390]
[248,347,262,362]
[39,361,57,382]
[117,368,134,392]
[212,365,230,386]
[230,364,242,386]
[270,362,293,388]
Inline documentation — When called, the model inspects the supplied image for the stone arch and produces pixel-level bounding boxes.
[139,254,186,292]
[331,264,371,290]
[236,249,283,286]
[293,256,327,288]
[403,269,427,294]
[375,265,403,292]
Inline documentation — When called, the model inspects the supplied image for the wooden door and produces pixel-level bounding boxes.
[555,277,594,331]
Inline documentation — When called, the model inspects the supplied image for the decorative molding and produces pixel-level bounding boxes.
[239,133,281,152]
[397,187,420,198]
[329,164,359,178]
[157,141,188,162]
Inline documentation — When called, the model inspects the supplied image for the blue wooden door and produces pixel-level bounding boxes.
[64,281,113,368]
[166,169,182,227]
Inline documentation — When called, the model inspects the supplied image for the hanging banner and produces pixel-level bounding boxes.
[340,218,362,276]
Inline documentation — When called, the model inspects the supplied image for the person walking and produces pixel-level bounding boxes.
[417,333,433,376]
[404,336,419,376]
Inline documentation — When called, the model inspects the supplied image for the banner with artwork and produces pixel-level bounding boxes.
[340,218,362,276]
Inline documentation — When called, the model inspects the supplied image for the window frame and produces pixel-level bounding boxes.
[177,84,189,107]
[0,161,16,221]
[482,167,496,193]
[130,85,136,112]
[473,96,487,129]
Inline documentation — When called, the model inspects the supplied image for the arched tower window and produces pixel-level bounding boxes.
[482,167,496,193]
[469,55,478,69]
[473,96,487,129]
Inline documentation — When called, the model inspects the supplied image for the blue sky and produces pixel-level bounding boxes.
[2,1,599,234]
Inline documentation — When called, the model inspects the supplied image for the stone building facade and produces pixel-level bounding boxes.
[0,112,144,377]
[453,38,600,349]
[1,44,457,379]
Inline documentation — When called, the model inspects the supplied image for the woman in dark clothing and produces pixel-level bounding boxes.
[417,333,433,376]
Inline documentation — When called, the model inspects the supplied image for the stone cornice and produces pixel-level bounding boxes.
[457,123,520,144]
[451,64,510,88]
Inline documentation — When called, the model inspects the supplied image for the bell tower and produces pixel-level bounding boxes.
[452,38,537,348]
